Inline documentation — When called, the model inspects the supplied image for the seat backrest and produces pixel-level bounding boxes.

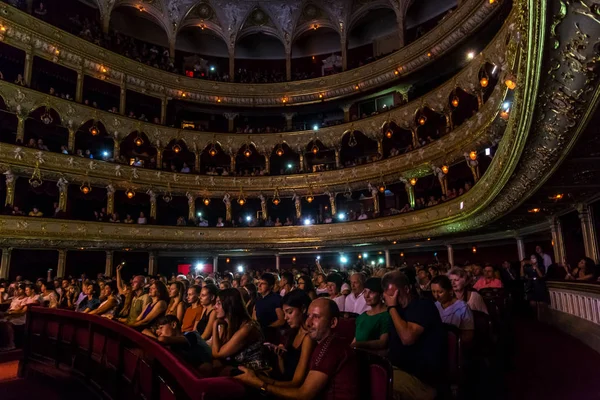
[443,323,461,380]
[355,349,393,400]
[335,317,356,346]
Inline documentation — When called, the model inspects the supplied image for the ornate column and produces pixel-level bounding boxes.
[76,69,84,103]
[327,191,336,216]
[67,128,76,152]
[341,35,348,71]
[516,238,526,261]
[169,38,176,59]
[4,170,16,207]
[401,178,415,209]
[186,192,196,221]
[341,104,352,122]
[156,146,163,170]
[334,148,341,169]
[106,184,115,215]
[229,152,236,173]
[148,251,157,276]
[224,194,232,222]
[411,127,419,148]
[213,255,219,273]
[16,115,26,144]
[0,248,11,280]
[224,113,238,133]
[550,217,566,266]
[447,245,454,267]
[195,150,201,173]
[105,250,114,277]
[160,97,168,125]
[259,194,268,221]
[432,164,448,195]
[264,154,270,174]
[147,189,157,220]
[102,13,110,34]
[384,249,391,267]
[57,177,69,212]
[369,184,380,216]
[293,193,302,219]
[377,139,384,158]
[228,48,235,83]
[119,77,127,115]
[578,204,600,263]
[465,152,480,183]
[24,48,33,87]
[397,14,406,48]
[285,49,292,81]
[57,249,66,278]
[298,153,305,172]
[275,253,280,271]
[112,137,120,161]
[283,113,295,131]
[444,110,453,133]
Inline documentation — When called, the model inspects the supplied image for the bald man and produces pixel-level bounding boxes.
[344,273,370,315]
[235,298,359,400]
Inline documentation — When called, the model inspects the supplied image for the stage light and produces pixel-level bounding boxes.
[337,213,346,221]
[340,256,348,264]
[246,215,252,222]
[237,265,244,272]
[304,218,311,226]
[195,263,204,271]
[362,253,368,259]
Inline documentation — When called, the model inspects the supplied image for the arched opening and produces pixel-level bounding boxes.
[382,122,413,156]
[0,95,18,145]
[114,190,152,224]
[235,33,286,82]
[348,7,399,68]
[31,56,77,99]
[235,144,265,176]
[157,193,188,226]
[414,107,445,146]
[449,88,479,128]
[340,130,379,166]
[14,178,58,217]
[305,140,333,172]
[24,107,68,152]
[125,90,161,124]
[405,0,457,45]
[200,142,231,175]
[163,139,195,173]
[176,26,229,81]
[270,143,300,175]
[292,27,341,79]
[68,184,107,222]
[74,120,114,160]
[82,75,120,112]
[0,41,25,83]
[119,131,157,167]
[195,195,227,227]
[480,62,500,103]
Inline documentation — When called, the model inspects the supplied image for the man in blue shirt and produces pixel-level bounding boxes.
[253,273,285,342]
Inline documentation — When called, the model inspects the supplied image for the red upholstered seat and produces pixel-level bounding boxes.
[355,349,393,400]
[335,317,356,345]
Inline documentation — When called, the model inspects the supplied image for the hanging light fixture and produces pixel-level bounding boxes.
[173,143,182,154]
[80,173,92,194]
[442,165,449,174]
[469,151,478,161]
[306,187,314,203]
[203,197,211,206]
[386,129,393,139]
[504,73,517,90]
[472,245,477,253]
[378,182,386,193]
[276,144,284,157]
[348,131,358,147]
[163,183,173,203]
[311,143,319,154]
[237,187,246,206]
[209,142,218,157]
[480,70,490,88]
[125,188,136,199]
[243,143,252,158]
[89,122,99,136]
[29,162,43,188]
[409,178,418,186]
[272,188,281,205]
[134,132,144,147]
[451,93,460,108]
[418,113,427,126]
[40,107,53,125]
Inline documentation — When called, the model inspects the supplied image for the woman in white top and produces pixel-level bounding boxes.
[39,281,59,309]
[431,275,474,345]
[137,211,147,225]
[448,267,488,314]
[89,281,121,318]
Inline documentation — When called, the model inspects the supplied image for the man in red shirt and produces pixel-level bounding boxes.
[473,264,504,290]
[235,298,359,400]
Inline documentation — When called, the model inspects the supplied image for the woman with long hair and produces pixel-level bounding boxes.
[39,281,58,309]
[129,281,168,328]
[565,257,596,281]
[212,288,266,371]
[521,253,549,312]
[448,268,488,314]
[296,275,317,300]
[78,283,101,313]
[166,281,186,323]
[243,283,258,316]
[431,275,474,344]
[89,281,121,318]
[196,283,218,340]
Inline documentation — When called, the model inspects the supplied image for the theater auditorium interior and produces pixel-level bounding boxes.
[0,0,600,399]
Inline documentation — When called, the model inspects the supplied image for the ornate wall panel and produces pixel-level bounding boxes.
[0,0,503,106]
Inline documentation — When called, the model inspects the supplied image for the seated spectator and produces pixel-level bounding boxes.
[262,290,316,385]
[416,268,432,296]
[352,277,390,351]
[28,207,43,217]
[137,212,147,224]
[128,281,168,328]
[77,283,101,313]
[14,74,26,86]
[181,285,203,332]
[196,283,218,340]
[431,275,474,344]
[235,298,359,400]
[314,273,329,296]
[166,281,186,323]
[357,211,368,220]
[124,214,134,224]
[500,260,518,284]
[344,273,370,315]
[0,283,39,350]
[279,271,294,297]
[197,216,209,227]
[176,216,186,226]
[89,281,121,318]
[296,275,317,300]
[154,315,212,375]
[565,257,596,281]
[117,271,150,324]
[212,288,267,370]
[448,267,488,314]
[37,139,49,151]
[326,273,346,312]
[473,264,504,290]
[383,271,445,400]
[181,163,190,173]
[253,273,285,342]
[39,280,58,308]
[109,213,120,223]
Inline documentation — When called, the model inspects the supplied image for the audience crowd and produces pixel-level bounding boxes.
[2,245,594,398]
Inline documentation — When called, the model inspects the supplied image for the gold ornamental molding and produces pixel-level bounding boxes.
[0,0,504,106]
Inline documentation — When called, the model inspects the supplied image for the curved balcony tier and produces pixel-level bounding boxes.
[0,0,504,107]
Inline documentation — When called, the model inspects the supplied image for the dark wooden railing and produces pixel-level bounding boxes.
[19,307,246,400]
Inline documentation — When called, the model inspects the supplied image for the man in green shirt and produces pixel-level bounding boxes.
[352,277,390,351]
[118,273,150,325]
